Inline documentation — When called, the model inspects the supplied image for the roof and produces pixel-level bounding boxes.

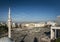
[0,37,13,42]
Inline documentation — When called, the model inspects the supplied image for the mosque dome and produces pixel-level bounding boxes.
[0,37,13,42]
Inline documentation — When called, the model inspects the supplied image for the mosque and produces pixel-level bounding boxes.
[0,8,60,42]
[0,8,12,42]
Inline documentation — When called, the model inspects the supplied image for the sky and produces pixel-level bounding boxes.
[0,0,60,22]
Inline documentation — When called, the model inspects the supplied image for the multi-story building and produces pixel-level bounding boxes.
[47,21,56,26]
[34,22,46,27]
[56,16,60,25]
[21,22,46,28]
[12,23,16,28]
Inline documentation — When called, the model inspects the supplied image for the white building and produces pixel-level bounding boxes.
[47,21,56,26]
[0,22,6,26]
[21,23,34,28]
[35,22,46,27]
[56,16,60,25]
[21,22,46,28]
[25,24,29,27]
[12,22,16,28]
[17,23,20,28]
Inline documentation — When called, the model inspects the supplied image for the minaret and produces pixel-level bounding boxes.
[8,8,11,38]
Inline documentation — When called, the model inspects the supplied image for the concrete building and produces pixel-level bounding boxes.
[12,22,18,28]
[56,16,60,25]
[17,23,20,28]
[47,21,56,26]
[21,23,34,28]
[21,22,46,28]
[35,22,46,27]
[50,16,60,41]
[0,22,6,26]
